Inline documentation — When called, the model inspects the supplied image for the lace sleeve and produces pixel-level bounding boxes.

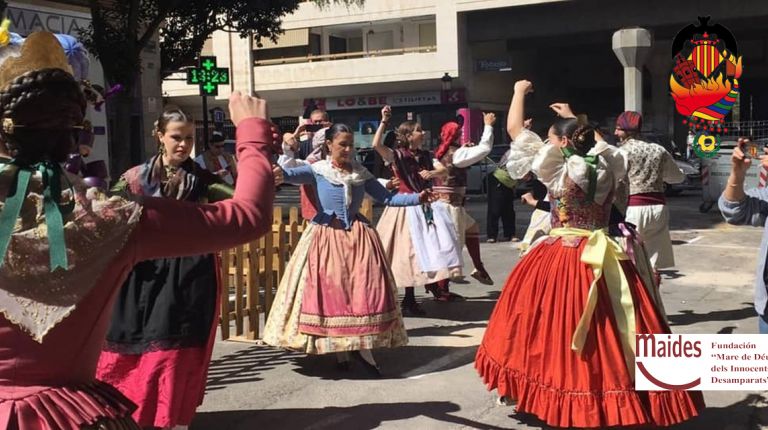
[505,129,546,179]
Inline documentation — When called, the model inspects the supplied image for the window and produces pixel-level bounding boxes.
[419,22,436,48]
[329,36,347,54]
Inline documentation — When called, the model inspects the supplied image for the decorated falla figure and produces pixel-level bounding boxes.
[0,29,279,430]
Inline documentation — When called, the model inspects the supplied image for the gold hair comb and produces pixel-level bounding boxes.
[2,117,85,134]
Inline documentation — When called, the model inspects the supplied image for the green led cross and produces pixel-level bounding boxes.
[186,56,230,96]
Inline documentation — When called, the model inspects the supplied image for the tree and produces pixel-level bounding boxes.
[79,0,363,175]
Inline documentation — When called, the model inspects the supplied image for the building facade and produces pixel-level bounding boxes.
[164,0,768,152]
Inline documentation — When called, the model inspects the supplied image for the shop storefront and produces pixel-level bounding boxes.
[304,89,469,150]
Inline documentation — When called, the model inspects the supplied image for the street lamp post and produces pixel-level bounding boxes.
[441,72,453,91]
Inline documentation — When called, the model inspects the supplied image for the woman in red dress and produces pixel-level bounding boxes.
[475,80,705,428]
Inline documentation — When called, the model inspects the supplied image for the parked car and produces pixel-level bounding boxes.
[466,144,508,194]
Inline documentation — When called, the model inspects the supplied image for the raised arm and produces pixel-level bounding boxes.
[720,138,768,227]
[373,106,395,163]
[130,93,277,260]
[453,113,496,168]
[507,80,533,140]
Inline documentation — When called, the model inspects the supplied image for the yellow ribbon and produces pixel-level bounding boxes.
[549,227,637,381]
[0,18,10,47]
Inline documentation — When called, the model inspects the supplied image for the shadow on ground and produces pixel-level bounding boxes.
[192,401,509,430]
[205,347,300,392]
[668,303,755,327]
[413,290,501,322]
[290,342,479,381]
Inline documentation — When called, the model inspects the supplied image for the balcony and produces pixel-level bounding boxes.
[254,45,437,66]
[250,16,447,91]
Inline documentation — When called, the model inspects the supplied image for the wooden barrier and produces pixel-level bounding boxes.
[219,199,374,342]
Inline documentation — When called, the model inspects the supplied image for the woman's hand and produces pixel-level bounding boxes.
[386,177,400,190]
[419,169,434,180]
[381,105,392,124]
[484,112,497,126]
[514,80,533,95]
[521,192,538,207]
[229,91,268,126]
[523,118,533,130]
[419,189,436,204]
[549,103,576,119]
[272,165,284,186]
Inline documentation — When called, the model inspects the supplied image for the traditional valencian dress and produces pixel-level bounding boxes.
[432,124,493,256]
[263,159,421,354]
[475,134,704,428]
[375,147,462,291]
[96,156,233,428]
[0,107,275,430]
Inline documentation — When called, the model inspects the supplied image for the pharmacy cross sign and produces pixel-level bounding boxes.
[186,56,230,96]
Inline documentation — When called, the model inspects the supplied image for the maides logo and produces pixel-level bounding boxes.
[635,334,702,390]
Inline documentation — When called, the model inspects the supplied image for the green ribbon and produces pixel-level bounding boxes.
[561,147,599,203]
[0,160,74,271]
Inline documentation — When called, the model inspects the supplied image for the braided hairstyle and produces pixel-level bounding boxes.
[0,68,86,164]
[550,117,597,156]
[394,121,418,149]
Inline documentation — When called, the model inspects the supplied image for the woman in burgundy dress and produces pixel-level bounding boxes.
[0,32,277,429]
[373,105,462,315]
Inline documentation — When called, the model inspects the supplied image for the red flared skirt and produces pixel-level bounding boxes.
[475,236,705,428]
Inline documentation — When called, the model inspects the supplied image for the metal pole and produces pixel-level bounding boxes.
[202,95,209,151]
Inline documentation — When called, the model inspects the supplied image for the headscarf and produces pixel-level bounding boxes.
[435,121,461,160]
[616,111,642,133]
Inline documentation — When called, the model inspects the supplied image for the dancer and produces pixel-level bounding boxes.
[96,107,233,430]
[0,31,277,430]
[475,80,703,428]
[373,105,462,316]
[615,111,685,279]
[263,124,433,375]
[429,113,497,299]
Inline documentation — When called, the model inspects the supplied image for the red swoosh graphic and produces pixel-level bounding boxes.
[637,362,701,390]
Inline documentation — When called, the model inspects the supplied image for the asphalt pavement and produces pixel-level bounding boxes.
[192,190,768,430]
